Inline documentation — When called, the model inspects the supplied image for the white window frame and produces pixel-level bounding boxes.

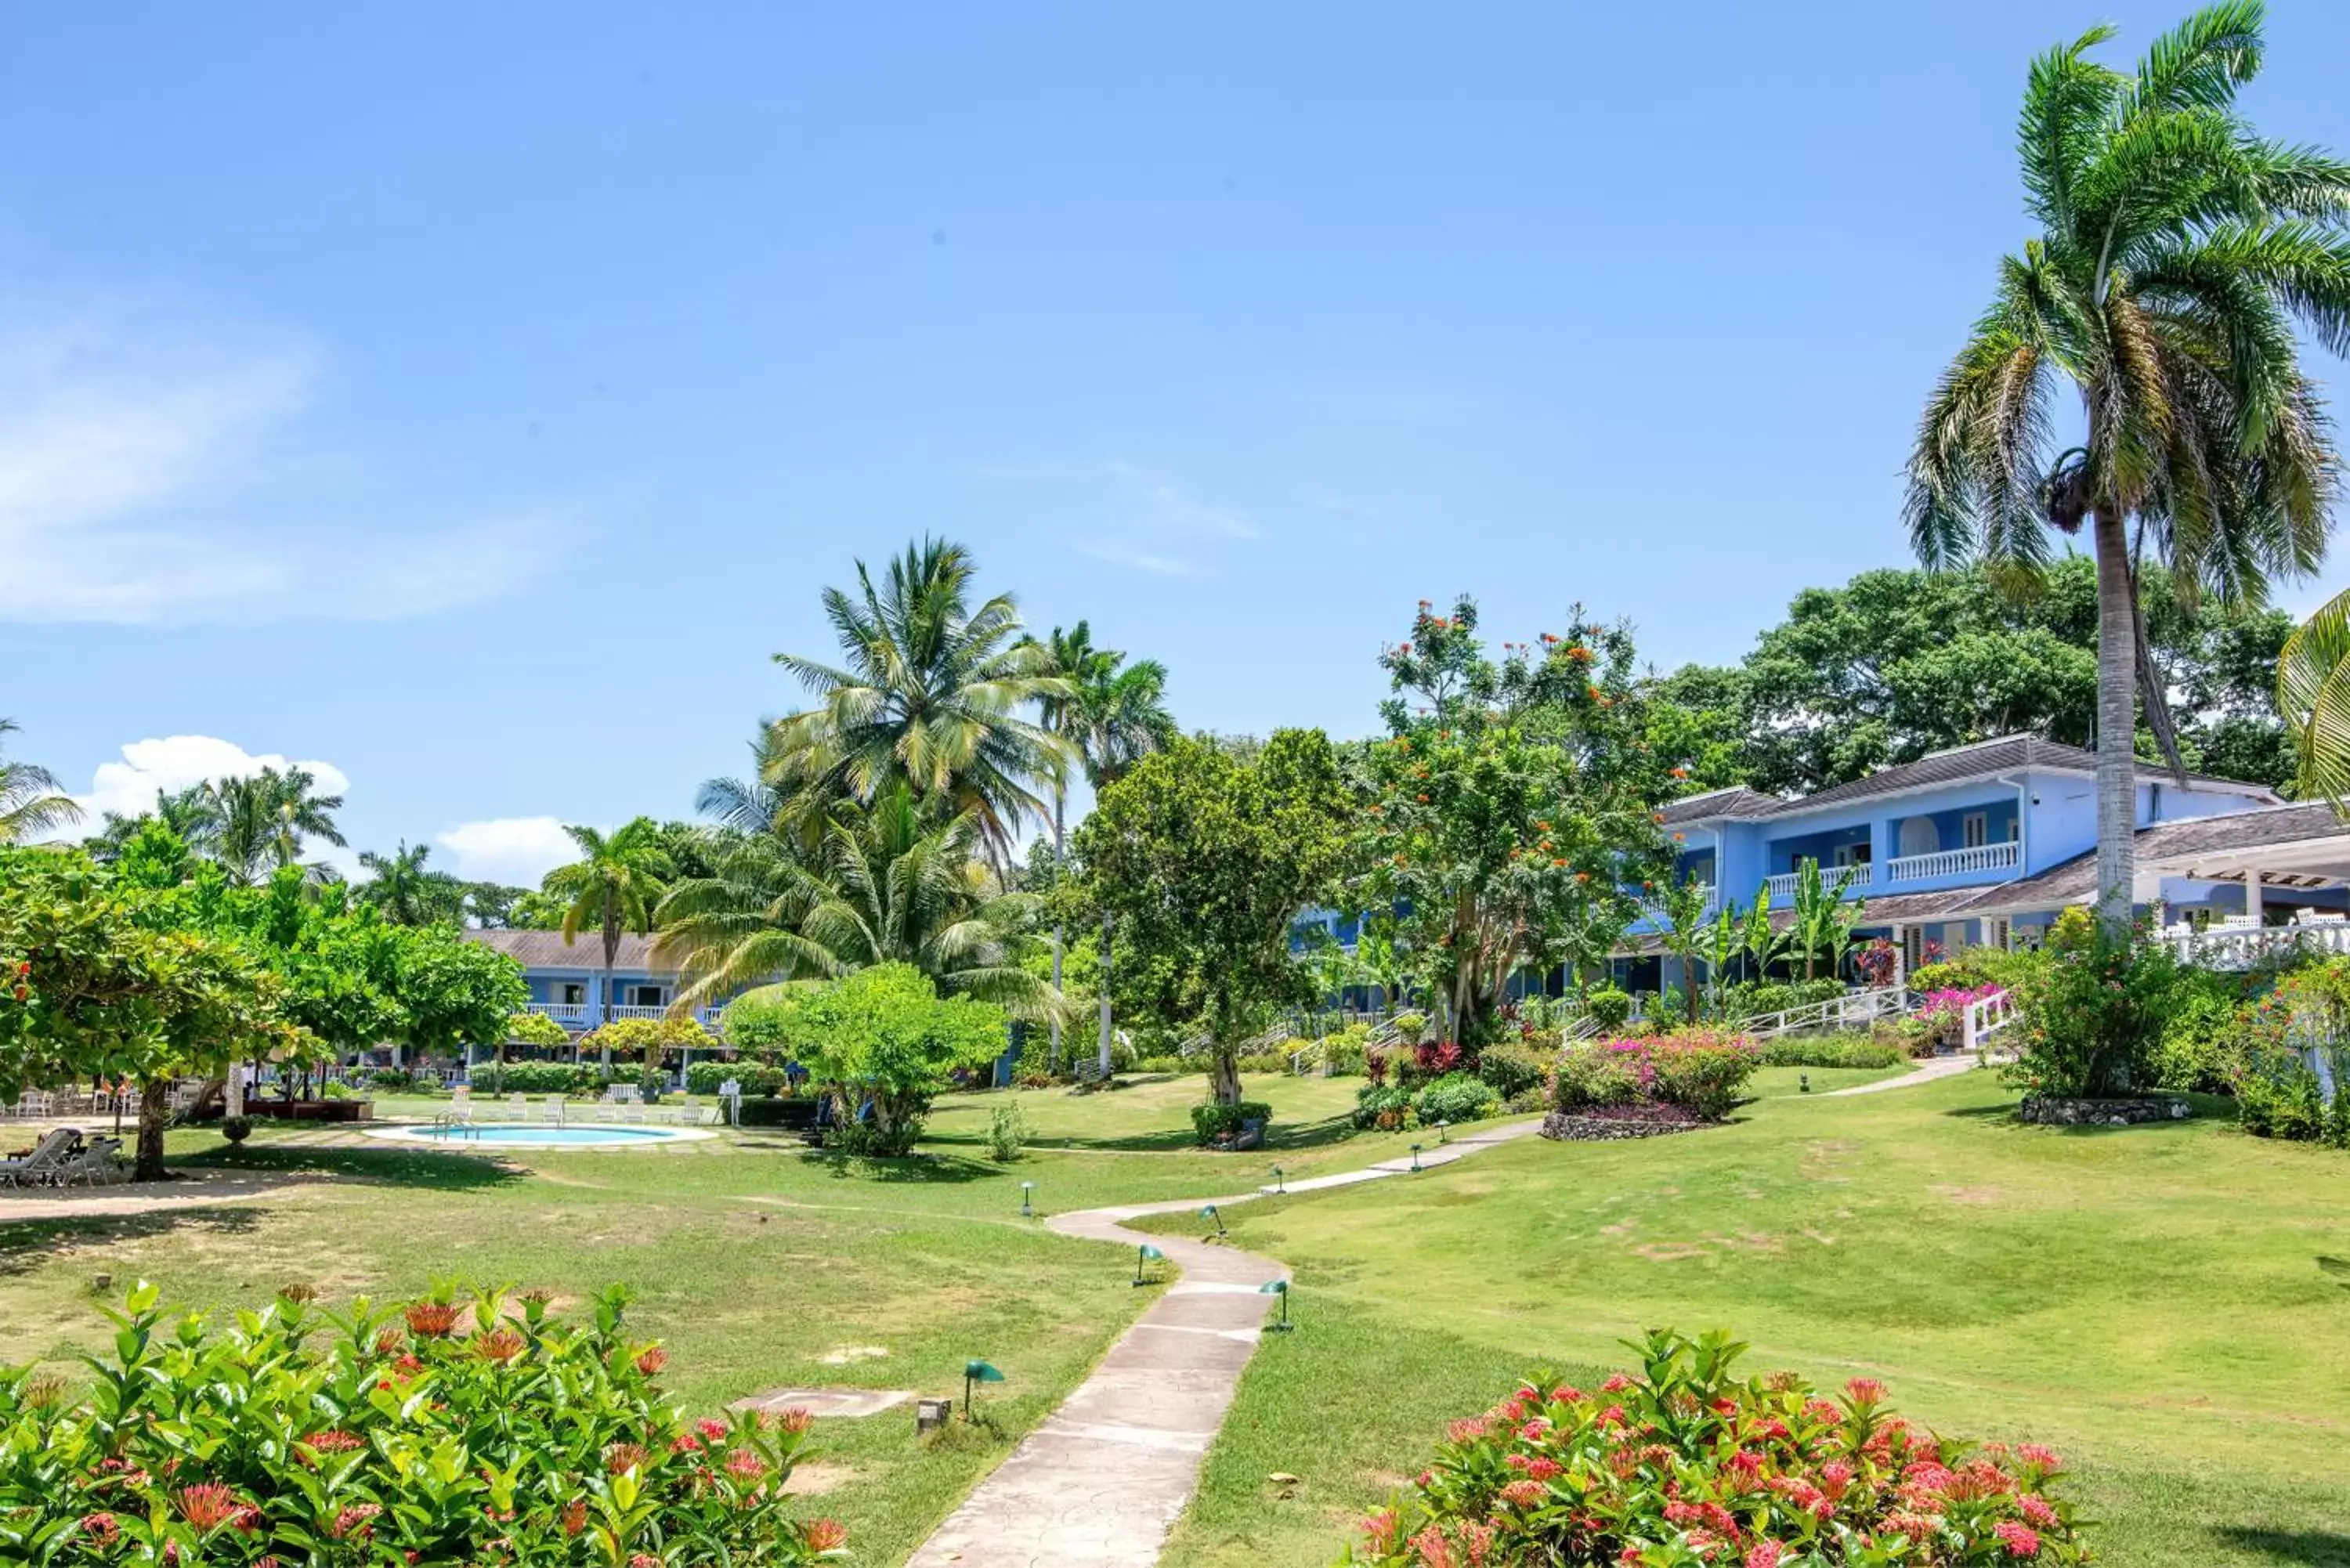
[1962,812,1988,849]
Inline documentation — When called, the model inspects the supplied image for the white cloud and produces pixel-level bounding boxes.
[74,734,351,822]
[972,457,1257,576]
[434,817,581,887]
[1074,541,1195,576]
[0,300,562,624]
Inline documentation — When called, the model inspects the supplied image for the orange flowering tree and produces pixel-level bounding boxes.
[1356,598,1674,1050]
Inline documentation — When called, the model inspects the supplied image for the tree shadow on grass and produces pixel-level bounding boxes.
[0,1206,266,1279]
[940,1112,1366,1156]
[175,1144,527,1192]
[2211,1526,2350,1566]
[807,1151,1000,1185]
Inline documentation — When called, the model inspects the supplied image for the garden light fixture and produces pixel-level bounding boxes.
[1435,1118,1450,1144]
[1409,1143,1423,1172]
[1270,1165,1285,1194]
[1133,1244,1165,1287]
[1800,1073,1811,1094]
[1020,1181,1035,1217]
[1199,1204,1225,1237]
[1258,1278,1292,1331]
[962,1358,1004,1418]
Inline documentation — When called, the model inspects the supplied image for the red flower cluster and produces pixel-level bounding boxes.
[1343,1331,2087,1566]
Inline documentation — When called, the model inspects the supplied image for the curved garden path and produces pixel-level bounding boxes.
[904,1119,1544,1568]
[1820,1052,1985,1097]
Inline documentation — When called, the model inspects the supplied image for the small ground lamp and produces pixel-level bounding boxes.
[1133,1243,1166,1286]
[1020,1181,1036,1217]
[1269,1165,1285,1194]
[1799,1073,1812,1094]
[962,1358,1004,1418]
[1409,1143,1423,1172]
[1434,1118,1451,1145]
[1199,1203,1226,1237]
[1258,1278,1293,1331]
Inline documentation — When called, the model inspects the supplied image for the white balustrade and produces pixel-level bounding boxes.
[1762,863,1873,903]
[2158,921,2350,971]
[1961,988,2018,1054]
[1885,840,2020,884]
[526,1002,590,1026]
[601,1004,671,1022]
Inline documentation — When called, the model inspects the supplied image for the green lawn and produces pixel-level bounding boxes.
[1149,1069,2350,1568]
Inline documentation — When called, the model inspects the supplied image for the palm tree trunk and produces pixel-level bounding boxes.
[2092,508,2138,938]
[600,907,620,1078]
[1049,792,1065,1073]
[1096,913,1115,1079]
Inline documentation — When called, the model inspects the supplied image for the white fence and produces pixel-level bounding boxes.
[1762,864,1874,902]
[1737,984,1911,1040]
[2156,921,2350,970]
[1885,840,2019,884]
[1961,988,2019,1053]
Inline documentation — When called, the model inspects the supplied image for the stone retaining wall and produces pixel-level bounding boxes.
[2017,1095,2193,1126]
[1539,1110,1704,1142]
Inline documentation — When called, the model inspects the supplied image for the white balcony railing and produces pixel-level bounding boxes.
[1885,840,2019,884]
[526,1002,591,1026]
[2158,919,2350,970]
[1762,862,1873,903]
[602,1004,671,1021]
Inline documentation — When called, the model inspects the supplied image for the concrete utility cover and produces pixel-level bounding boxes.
[731,1386,912,1419]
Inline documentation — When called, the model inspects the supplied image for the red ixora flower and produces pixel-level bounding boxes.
[634,1346,668,1376]
[562,1499,588,1536]
[176,1483,244,1532]
[805,1518,848,1551]
[606,1442,651,1476]
[329,1502,382,1541]
[763,1405,815,1436]
[1994,1520,2042,1558]
[724,1447,768,1481]
[403,1302,463,1337]
[77,1512,119,1548]
[474,1328,526,1364]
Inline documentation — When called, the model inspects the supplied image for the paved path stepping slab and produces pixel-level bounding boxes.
[1822,1053,1984,1097]
[903,1120,1542,1568]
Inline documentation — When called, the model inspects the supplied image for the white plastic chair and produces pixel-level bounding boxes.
[621,1101,647,1125]
[506,1093,528,1120]
[538,1095,566,1126]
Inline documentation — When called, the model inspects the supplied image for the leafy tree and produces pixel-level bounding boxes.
[578,1013,718,1089]
[1032,620,1177,1075]
[1779,859,1867,982]
[0,849,307,1179]
[0,719,81,844]
[1356,598,1672,1048]
[724,963,1006,1154]
[2277,583,2350,804]
[541,818,674,1071]
[1076,731,1350,1104]
[765,537,1073,865]
[1643,874,1720,1027]
[356,840,465,926]
[656,786,1056,1019]
[1905,4,2349,930]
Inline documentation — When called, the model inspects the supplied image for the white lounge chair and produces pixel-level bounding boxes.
[621,1101,646,1125]
[538,1095,566,1125]
[506,1093,529,1120]
[0,1128,83,1187]
[60,1136,125,1186]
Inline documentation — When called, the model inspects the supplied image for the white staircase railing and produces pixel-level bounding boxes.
[2157,921,2350,970]
[1738,985,1911,1041]
[1961,988,2019,1054]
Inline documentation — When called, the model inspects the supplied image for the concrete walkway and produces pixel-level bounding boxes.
[1821,1051,1984,1097]
[904,1120,1542,1568]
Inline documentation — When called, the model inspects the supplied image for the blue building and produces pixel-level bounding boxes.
[1629,733,2345,992]
[461,930,727,1036]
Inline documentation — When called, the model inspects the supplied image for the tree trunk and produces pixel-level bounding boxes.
[2092,508,2139,938]
[1096,913,1115,1080]
[1209,1046,1242,1106]
[134,1078,169,1182]
[1049,793,1065,1073]
[600,910,620,1077]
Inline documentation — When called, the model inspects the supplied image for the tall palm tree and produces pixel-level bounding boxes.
[766,537,1074,865]
[543,818,675,1070]
[696,731,786,836]
[0,719,80,844]
[656,785,1060,1021]
[1062,654,1176,1077]
[357,840,464,925]
[1906,2,2350,934]
[206,768,346,883]
[2278,585,2350,804]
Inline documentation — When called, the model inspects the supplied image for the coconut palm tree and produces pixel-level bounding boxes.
[656,785,1060,1022]
[205,768,346,883]
[542,818,675,1071]
[2278,584,2350,803]
[1061,650,1176,1077]
[1905,2,2350,934]
[356,840,464,925]
[0,719,80,844]
[766,537,1073,865]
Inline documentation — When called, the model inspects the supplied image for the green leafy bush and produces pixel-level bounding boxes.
[1411,1071,1499,1127]
[504,1010,573,1050]
[2232,961,2350,1146]
[472,1060,593,1097]
[1190,1100,1273,1146]
[1555,1032,1760,1122]
[1353,1083,1410,1130]
[1753,1037,1907,1069]
[1235,1051,1291,1075]
[218,1115,252,1144]
[0,1281,846,1564]
[1132,1054,1188,1075]
[988,1101,1027,1162]
[1343,1328,2089,1566]
[684,1060,790,1097]
[1477,1042,1551,1100]
[1390,1010,1430,1045]
[2150,969,2251,1093]
[2005,909,2180,1099]
[1582,988,1632,1032]
[1719,977,1846,1021]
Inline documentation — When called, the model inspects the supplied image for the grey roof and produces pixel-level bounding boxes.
[1961,801,2350,914]
[461,929,672,973]
[1777,735,2277,815]
[1660,786,1784,825]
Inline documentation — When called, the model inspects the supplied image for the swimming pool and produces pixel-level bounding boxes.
[365,1122,714,1150]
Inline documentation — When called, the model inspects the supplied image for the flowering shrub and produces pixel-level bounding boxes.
[0,1281,846,1565]
[1412,1072,1500,1127]
[2005,909,2182,1099]
[1345,1328,2089,1566]
[1554,1033,1759,1122]
[1911,985,2003,1050]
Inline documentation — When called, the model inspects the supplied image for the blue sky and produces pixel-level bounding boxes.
[7,2,2350,884]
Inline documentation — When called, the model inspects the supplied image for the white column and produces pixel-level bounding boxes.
[2247,872,2265,926]
[1890,924,1907,993]
[226,1064,244,1117]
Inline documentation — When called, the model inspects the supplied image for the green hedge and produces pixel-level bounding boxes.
[683,1060,790,1096]
[1411,1071,1499,1126]
[1752,1037,1908,1069]
[1189,1100,1273,1146]
[470,1061,599,1097]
